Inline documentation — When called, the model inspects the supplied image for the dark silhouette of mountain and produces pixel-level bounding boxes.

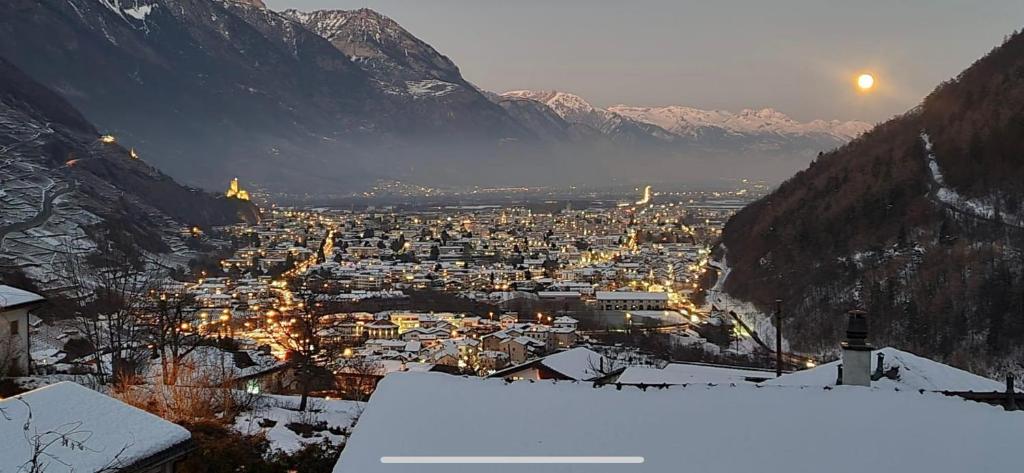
[717,30,1024,377]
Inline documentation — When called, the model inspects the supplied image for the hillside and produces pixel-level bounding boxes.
[0,0,531,192]
[717,30,1024,376]
[0,56,256,290]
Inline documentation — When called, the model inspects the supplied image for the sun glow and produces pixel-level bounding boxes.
[857,73,875,91]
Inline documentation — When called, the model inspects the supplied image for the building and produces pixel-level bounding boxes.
[595,291,669,311]
[0,285,44,376]
[490,347,614,381]
[0,382,194,473]
[365,320,399,339]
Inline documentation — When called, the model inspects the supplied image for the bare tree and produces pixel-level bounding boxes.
[58,236,160,384]
[335,356,384,406]
[280,282,344,411]
[145,289,205,385]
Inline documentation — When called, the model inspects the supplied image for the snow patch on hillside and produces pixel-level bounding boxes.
[706,251,788,354]
[405,79,458,98]
[921,132,1023,226]
[124,4,155,21]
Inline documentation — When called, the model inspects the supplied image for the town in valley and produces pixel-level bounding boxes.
[2,1,1023,472]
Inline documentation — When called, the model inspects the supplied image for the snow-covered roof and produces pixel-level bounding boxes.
[595,290,668,301]
[617,363,775,385]
[0,285,44,310]
[537,347,611,381]
[0,382,192,473]
[763,347,1004,392]
[493,347,612,381]
[335,372,1022,473]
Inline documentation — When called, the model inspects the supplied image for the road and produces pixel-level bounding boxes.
[0,183,73,243]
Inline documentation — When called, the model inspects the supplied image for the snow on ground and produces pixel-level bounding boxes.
[705,251,788,354]
[763,347,1004,392]
[404,80,458,98]
[0,382,191,473]
[233,394,364,453]
[124,4,155,21]
[335,372,1023,473]
[617,362,776,385]
[921,132,1022,226]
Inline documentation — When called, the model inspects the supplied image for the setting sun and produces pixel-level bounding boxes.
[857,73,875,91]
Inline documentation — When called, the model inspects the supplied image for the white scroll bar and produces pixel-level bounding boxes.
[380,456,644,464]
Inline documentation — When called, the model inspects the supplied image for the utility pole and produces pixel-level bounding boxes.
[775,299,783,378]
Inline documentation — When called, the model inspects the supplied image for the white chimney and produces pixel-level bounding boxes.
[841,310,872,387]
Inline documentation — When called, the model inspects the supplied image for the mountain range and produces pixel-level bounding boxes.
[0,0,869,192]
[716,30,1024,377]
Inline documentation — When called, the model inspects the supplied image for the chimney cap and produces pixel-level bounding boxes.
[844,310,871,349]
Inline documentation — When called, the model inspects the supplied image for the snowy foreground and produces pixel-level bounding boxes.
[0,382,191,473]
[766,347,1005,392]
[335,372,1022,473]
[233,394,363,453]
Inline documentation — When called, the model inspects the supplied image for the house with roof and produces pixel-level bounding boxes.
[1,285,45,376]
[499,336,547,365]
[365,319,399,339]
[595,290,669,311]
[0,382,194,473]
[490,347,615,381]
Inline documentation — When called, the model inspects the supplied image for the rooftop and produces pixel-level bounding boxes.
[0,284,45,310]
[0,382,192,473]
[335,372,1023,473]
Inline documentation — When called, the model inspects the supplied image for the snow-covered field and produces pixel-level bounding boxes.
[233,394,364,453]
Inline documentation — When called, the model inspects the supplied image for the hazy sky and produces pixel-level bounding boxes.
[266,0,1023,123]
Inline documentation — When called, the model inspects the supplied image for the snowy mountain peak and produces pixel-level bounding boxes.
[610,103,870,140]
[503,90,597,114]
[226,0,266,8]
[503,89,869,142]
[282,8,462,83]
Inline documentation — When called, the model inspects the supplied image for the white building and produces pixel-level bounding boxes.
[0,285,44,376]
[595,290,669,311]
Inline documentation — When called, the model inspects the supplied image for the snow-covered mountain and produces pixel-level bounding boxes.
[501,90,677,145]
[609,105,870,140]
[502,90,870,145]
[281,8,462,85]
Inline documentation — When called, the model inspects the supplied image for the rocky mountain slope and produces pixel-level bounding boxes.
[716,30,1024,377]
[0,56,255,290]
[0,0,531,192]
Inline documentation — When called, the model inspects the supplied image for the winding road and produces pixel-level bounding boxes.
[0,183,73,243]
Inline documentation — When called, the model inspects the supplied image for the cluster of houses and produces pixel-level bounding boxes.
[4,285,1023,473]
